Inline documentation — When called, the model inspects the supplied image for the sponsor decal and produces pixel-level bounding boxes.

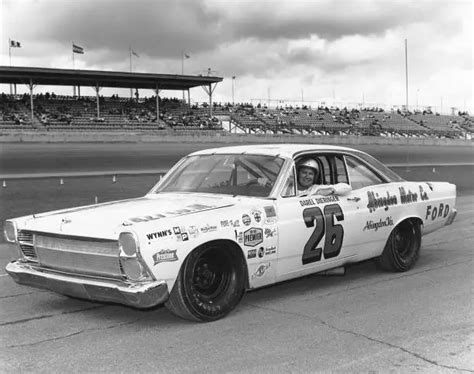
[200,224,217,233]
[367,191,398,213]
[264,228,277,238]
[188,225,199,238]
[231,219,240,227]
[399,187,418,204]
[129,204,218,223]
[252,262,271,279]
[247,249,257,259]
[244,228,263,247]
[299,195,339,207]
[419,185,429,201]
[425,203,450,221]
[264,205,277,224]
[258,247,265,258]
[265,246,277,256]
[363,216,394,232]
[242,214,251,226]
[173,227,181,235]
[251,209,262,223]
[146,229,172,241]
[153,249,178,265]
[220,220,230,227]
[236,231,244,244]
[181,233,189,241]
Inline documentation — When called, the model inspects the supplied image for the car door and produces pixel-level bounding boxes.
[275,152,392,282]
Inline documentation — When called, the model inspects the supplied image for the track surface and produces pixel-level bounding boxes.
[0,142,473,372]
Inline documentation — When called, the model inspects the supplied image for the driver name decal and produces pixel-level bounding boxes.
[299,195,339,206]
[244,228,263,247]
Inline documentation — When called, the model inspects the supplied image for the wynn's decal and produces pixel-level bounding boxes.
[363,217,394,232]
[425,203,450,221]
[153,249,178,265]
[367,191,398,213]
[146,229,172,240]
[244,228,263,247]
[128,204,218,223]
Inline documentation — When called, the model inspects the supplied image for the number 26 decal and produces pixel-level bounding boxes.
[302,203,344,265]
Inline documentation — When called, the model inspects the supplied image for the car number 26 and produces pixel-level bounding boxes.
[302,203,344,265]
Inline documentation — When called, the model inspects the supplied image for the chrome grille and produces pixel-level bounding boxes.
[33,233,122,278]
[18,231,37,261]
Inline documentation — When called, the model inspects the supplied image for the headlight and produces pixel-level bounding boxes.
[119,232,139,256]
[118,231,153,282]
[4,221,17,243]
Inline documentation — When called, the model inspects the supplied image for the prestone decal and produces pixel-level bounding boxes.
[153,249,178,265]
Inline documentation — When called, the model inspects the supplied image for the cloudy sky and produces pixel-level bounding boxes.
[1,0,472,113]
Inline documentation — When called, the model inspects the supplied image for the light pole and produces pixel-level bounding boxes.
[232,76,236,106]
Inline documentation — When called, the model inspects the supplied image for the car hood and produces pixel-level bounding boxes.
[18,193,234,239]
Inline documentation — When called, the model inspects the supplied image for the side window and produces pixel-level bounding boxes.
[334,155,349,184]
[281,167,296,197]
[345,155,384,190]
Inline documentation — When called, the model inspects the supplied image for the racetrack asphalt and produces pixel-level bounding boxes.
[0,141,472,372]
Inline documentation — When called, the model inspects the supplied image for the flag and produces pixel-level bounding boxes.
[10,40,21,48]
[184,53,190,59]
[132,50,139,58]
[73,43,84,54]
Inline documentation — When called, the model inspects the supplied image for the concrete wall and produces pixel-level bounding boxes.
[0,130,472,147]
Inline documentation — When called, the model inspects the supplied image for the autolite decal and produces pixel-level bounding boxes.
[128,204,218,223]
[153,249,178,265]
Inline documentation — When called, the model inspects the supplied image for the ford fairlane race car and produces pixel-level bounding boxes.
[4,145,457,321]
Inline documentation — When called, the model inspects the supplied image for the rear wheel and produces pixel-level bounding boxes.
[377,219,421,272]
[165,243,246,322]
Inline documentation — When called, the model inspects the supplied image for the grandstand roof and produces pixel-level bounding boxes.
[0,66,223,90]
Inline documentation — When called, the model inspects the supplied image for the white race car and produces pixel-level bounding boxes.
[4,144,457,321]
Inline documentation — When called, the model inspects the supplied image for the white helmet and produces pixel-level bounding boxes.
[297,158,319,173]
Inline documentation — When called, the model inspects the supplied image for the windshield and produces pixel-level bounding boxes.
[154,154,285,197]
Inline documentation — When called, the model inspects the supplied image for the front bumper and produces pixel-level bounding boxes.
[6,260,169,309]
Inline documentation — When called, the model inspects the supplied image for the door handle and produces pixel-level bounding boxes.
[347,197,361,202]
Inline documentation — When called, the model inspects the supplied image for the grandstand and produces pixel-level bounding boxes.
[0,66,472,139]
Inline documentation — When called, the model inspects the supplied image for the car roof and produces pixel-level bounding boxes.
[189,144,358,158]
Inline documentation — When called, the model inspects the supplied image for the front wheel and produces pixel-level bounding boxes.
[165,243,246,322]
[377,219,421,272]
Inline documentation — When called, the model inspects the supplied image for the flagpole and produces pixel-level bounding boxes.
[72,41,76,96]
[9,38,12,95]
[181,51,185,103]
[130,45,133,99]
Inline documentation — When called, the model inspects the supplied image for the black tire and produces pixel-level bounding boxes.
[377,219,421,272]
[165,243,246,322]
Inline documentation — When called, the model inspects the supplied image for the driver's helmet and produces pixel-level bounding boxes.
[297,158,319,173]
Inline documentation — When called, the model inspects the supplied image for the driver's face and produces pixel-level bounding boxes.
[298,167,316,188]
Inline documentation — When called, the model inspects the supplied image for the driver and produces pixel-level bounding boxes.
[297,158,320,192]
[296,158,345,196]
